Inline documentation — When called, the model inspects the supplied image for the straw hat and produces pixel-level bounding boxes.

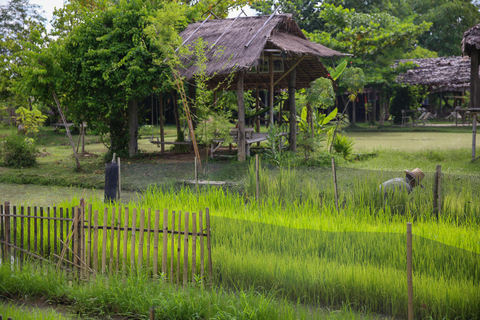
[404,168,425,188]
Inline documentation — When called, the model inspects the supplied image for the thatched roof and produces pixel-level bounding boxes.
[462,24,480,57]
[178,14,345,90]
[396,57,470,93]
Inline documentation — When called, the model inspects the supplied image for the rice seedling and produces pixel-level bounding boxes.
[0,302,70,320]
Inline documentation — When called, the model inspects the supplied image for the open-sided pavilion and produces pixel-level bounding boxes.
[177,13,344,161]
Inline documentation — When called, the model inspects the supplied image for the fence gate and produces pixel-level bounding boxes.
[0,201,212,285]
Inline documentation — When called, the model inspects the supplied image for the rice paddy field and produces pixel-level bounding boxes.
[47,161,479,320]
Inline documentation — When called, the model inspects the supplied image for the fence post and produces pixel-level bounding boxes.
[433,165,442,219]
[206,208,212,286]
[255,154,260,202]
[4,202,10,258]
[162,209,168,279]
[183,212,189,287]
[331,157,339,212]
[407,222,413,320]
[149,308,155,320]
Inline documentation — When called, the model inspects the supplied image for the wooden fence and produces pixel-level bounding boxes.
[0,201,212,285]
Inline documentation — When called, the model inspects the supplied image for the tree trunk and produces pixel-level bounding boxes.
[237,71,246,162]
[173,92,182,140]
[128,99,138,157]
[352,99,356,125]
[187,81,197,128]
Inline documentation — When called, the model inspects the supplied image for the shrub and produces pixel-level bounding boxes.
[331,133,355,160]
[2,134,37,168]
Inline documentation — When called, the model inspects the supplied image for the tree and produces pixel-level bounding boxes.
[61,0,189,158]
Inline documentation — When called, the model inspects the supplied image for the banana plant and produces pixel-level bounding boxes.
[296,106,338,137]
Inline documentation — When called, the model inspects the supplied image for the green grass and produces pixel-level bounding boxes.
[0,262,385,320]
[0,302,69,320]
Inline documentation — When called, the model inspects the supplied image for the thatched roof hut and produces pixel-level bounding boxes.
[462,24,480,57]
[396,57,470,93]
[178,14,344,90]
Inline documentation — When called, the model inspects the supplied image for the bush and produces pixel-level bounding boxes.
[2,134,37,168]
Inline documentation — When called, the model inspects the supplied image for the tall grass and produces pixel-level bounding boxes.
[30,163,480,319]
[0,302,69,320]
[0,261,378,320]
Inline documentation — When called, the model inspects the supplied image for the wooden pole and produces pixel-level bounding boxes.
[183,212,189,287]
[149,308,155,320]
[176,212,181,286]
[153,210,159,278]
[289,66,297,151]
[433,165,442,219]
[269,53,274,127]
[255,154,260,202]
[116,208,121,273]
[331,157,339,212]
[473,113,477,161]
[195,156,198,194]
[4,202,10,258]
[237,71,246,161]
[170,211,175,283]
[123,208,129,277]
[101,208,108,274]
[191,212,197,282]
[93,210,98,274]
[199,210,205,282]
[407,222,413,320]
[162,209,168,278]
[138,209,145,270]
[52,91,81,170]
[206,208,212,285]
[117,157,121,200]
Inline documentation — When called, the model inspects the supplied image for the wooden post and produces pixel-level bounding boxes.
[269,53,274,126]
[433,165,442,219]
[159,92,165,154]
[162,209,168,278]
[4,202,10,258]
[407,222,413,320]
[123,208,129,277]
[131,209,137,273]
[116,208,121,273]
[73,207,79,275]
[199,210,205,282]
[195,156,199,194]
[101,208,108,274]
[138,209,145,270]
[170,211,175,283]
[183,212,189,287]
[12,206,17,261]
[20,206,24,265]
[153,210,160,278]
[206,208,212,285]
[86,204,92,276]
[192,212,197,282]
[109,208,115,274]
[117,157,121,200]
[149,308,155,320]
[331,157,339,212]
[255,154,260,202]
[39,207,44,256]
[176,211,181,286]
[79,204,85,278]
[237,71,246,161]
[473,113,477,161]
[255,83,260,147]
[93,210,98,274]
[146,209,151,275]
[34,207,37,254]
[289,66,297,151]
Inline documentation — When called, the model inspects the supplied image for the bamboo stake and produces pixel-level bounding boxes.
[110,207,115,273]
[20,206,24,264]
[53,207,58,256]
[123,208,129,276]
[47,207,51,257]
[331,157,339,212]
[28,206,31,253]
[183,212,189,287]
[79,204,85,279]
[192,212,197,282]
[13,206,17,261]
[407,222,413,320]
[131,208,137,272]
[206,208,212,285]
[117,157,122,200]
[436,165,442,218]
[73,207,79,275]
[101,208,108,274]
[153,210,160,278]
[34,206,37,253]
[162,209,168,278]
[177,211,181,286]
[199,210,205,282]
[0,203,4,262]
[116,207,121,273]
[39,207,44,256]
[170,211,175,283]
[146,208,151,276]
[255,154,260,202]
[138,209,145,270]
[93,210,98,274]
[86,204,92,278]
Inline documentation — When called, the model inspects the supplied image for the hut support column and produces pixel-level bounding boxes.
[289,67,297,151]
[473,113,477,161]
[269,53,274,126]
[237,72,246,162]
[255,83,260,146]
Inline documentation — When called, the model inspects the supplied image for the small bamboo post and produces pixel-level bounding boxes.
[206,208,212,285]
[33,206,37,254]
[146,209,152,276]
[73,207,79,275]
[162,209,168,278]
[86,205,92,277]
[79,203,85,278]
[53,207,58,256]
[433,165,441,219]
[109,208,115,273]
[58,208,62,259]
[39,207,44,256]
[93,210,99,274]
[176,211,182,286]
[117,157,122,200]
[12,206,17,261]
[255,154,260,201]
[199,210,205,282]
[183,212,189,287]
[191,212,197,282]
[101,208,108,274]
[20,206,25,264]
[153,210,160,278]
[407,222,413,320]
[138,209,145,270]
[436,165,442,218]
[46,207,51,257]
[170,211,175,283]
[0,203,4,261]
[116,207,121,273]
[131,208,137,273]
[123,208,129,276]
[149,308,155,320]
[331,157,339,212]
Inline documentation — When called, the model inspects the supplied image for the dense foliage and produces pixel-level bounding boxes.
[1,133,37,168]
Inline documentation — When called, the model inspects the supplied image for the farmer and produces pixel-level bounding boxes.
[379,168,425,199]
